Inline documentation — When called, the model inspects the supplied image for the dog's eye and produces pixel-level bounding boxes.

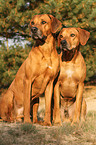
[41,21,47,24]
[70,34,75,37]
[31,21,34,25]
[60,35,63,39]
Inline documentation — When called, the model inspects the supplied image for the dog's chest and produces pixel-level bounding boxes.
[39,54,59,76]
[32,55,59,95]
[59,62,81,86]
[38,57,52,73]
[65,69,74,78]
[59,64,79,97]
[60,63,75,78]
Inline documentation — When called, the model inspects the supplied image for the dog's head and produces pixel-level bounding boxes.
[29,14,62,41]
[58,28,90,51]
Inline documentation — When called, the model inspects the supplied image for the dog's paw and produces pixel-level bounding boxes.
[53,122,62,126]
[71,119,80,126]
[42,121,52,126]
[24,118,31,123]
[53,120,62,126]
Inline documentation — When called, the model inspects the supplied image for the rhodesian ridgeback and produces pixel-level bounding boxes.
[53,28,90,125]
[0,14,62,125]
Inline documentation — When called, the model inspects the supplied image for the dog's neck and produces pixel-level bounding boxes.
[34,39,45,46]
[61,46,80,63]
[37,34,55,56]
[34,34,55,67]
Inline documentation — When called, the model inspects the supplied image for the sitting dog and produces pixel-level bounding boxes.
[0,14,61,125]
[53,27,90,124]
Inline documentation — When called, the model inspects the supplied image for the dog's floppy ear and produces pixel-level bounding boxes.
[77,28,90,45]
[48,14,62,33]
[58,31,62,47]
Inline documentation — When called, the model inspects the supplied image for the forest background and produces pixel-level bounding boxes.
[0,0,96,93]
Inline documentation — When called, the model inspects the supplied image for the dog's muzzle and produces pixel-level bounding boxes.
[31,27,38,33]
[61,40,67,46]
[31,27,46,41]
[60,39,69,51]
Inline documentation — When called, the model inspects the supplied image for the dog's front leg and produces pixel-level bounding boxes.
[32,98,39,123]
[44,80,53,126]
[53,81,61,125]
[24,79,31,123]
[72,82,84,125]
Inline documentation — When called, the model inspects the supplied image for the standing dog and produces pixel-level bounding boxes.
[53,28,90,124]
[0,14,61,125]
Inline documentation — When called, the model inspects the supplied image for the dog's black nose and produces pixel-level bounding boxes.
[31,27,38,33]
[61,40,67,45]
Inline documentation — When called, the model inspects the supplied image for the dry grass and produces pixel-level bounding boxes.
[0,86,96,145]
[0,111,96,145]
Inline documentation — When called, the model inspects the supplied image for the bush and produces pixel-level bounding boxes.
[0,43,31,89]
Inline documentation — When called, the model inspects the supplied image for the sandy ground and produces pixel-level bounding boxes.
[83,86,96,112]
